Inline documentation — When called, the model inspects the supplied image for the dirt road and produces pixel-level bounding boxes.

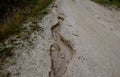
[8,0,120,77]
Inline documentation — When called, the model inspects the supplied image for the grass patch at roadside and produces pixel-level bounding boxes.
[0,0,54,42]
[91,0,120,8]
[0,0,54,72]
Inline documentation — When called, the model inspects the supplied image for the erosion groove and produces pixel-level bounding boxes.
[49,15,75,77]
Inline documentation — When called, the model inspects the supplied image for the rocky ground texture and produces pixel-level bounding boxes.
[1,0,120,77]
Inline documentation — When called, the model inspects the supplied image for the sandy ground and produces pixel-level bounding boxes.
[7,0,120,77]
[56,0,120,77]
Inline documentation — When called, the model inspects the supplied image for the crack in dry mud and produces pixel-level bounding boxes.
[49,16,75,77]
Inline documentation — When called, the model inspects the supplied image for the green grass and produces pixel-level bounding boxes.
[0,0,54,42]
[0,0,54,68]
[91,0,120,7]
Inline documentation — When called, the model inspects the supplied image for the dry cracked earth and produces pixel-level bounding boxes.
[4,0,120,77]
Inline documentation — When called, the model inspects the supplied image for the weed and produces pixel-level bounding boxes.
[92,0,120,7]
[0,0,54,42]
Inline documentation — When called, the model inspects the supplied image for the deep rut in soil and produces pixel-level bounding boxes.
[49,14,75,77]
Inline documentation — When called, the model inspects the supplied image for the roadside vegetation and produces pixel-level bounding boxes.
[0,0,54,70]
[0,0,53,42]
[91,0,120,8]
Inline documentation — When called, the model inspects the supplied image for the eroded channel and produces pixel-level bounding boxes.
[49,13,75,77]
